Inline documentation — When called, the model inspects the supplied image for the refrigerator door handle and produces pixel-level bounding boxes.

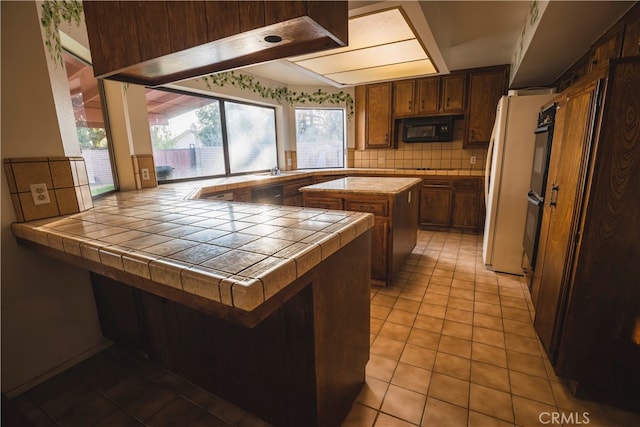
[484,119,497,202]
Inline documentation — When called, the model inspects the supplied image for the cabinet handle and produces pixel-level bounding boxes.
[385,133,388,142]
[549,184,559,207]
[409,100,412,110]
[446,97,450,108]
[421,99,425,109]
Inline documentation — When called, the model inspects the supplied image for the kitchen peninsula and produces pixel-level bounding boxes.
[11,186,373,427]
[301,177,421,285]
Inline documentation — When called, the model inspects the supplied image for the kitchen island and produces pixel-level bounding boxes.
[301,177,421,286]
[11,188,373,427]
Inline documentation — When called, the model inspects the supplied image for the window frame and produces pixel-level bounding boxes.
[294,107,346,170]
[63,48,119,198]
[146,86,279,183]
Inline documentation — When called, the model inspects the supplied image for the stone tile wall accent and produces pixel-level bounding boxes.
[4,157,93,222]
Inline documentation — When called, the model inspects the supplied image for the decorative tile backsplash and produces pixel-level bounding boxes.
[131,154,157,189]
[354,119,488,171]
[4,157,93,222]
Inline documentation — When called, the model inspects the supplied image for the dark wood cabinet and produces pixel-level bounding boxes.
[451,179,482,231]
[392,73,466,117]
[393,80,415,117]
[415,77,440,115]
[283,177,313,206]
[83,1,348,86]
[419,179,453,228]
[532,58,640,412]
[364,83,394,149]
[440,74,467,114]
[464,66,509,147]
[419,177,483,231]
[588,22,624,72]
[621,2,640,57]
[302,179,420,285]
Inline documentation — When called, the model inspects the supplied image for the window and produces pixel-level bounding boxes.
[145,88,277,181]
[63,51,117,196]
[295,109,345,169]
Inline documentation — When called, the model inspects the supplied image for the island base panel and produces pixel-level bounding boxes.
[91,232,371,427]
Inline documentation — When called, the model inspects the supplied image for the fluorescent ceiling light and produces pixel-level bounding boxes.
[289,7,436,86]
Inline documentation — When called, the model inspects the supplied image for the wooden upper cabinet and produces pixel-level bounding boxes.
[393,80,415,117]
[392,74,466,117]
[415,77,440,115]
[621,3,640,57]
[365,83,394,149]
[588,22,624,72]
[464,65,509,147]
[440,74,466,113]
[83,0,348,86]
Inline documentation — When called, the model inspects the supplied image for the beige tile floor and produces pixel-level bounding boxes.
[8,230,640,427]
[343,230,640,427]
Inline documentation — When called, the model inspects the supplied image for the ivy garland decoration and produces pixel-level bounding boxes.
[40,0,84,67]
[201,71,354,119]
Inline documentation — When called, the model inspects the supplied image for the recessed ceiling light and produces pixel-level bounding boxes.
[288,7,436,86]
[264,35,282,43]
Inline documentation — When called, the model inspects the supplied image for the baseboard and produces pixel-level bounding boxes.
[3,339,113,398]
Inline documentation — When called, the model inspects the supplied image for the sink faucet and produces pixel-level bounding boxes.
[270,166,281,176]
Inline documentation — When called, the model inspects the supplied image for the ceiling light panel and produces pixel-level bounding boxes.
[294,39,428,75]
[289,7,436,86]
[326,60,437,86]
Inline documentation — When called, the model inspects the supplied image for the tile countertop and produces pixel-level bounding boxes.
[299,177,423,195]
[11,184,373,316]
[188,168,483,198]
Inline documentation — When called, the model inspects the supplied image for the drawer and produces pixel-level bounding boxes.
[422,179,453,188]
[304,197,343,210]
[345,199,388,216]
[454,178,481,189]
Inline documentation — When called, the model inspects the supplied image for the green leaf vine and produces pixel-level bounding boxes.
[201,71,354,119]
[40,0,83,67]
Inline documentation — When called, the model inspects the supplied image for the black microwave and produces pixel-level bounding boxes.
[402,116,454,142]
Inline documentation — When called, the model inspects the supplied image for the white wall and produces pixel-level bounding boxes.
[1,1,105,395]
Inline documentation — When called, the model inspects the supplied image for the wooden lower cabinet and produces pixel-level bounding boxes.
[302,181,419,286]
[283,177,313,206]
[419,180,452,227]
[419,177,483,232]
[370,217,389,280]
[90,231,371,427]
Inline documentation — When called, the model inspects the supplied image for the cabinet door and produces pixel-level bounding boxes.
[419,187,452,227]
[415,77,440,115]
[441,74,466,113]
[371,217,389,281]
[621,4,640,57]
[588,23,623,71]
[533,79,600,362]
[393,80,415,116]
[451,191,480,230]
[465,67,508,146]
[365,83,393,148]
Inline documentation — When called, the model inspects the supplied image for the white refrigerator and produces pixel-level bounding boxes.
[482,92,556,275]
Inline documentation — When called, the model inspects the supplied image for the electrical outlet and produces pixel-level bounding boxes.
[141,168,150,180]
[287,158,292,166]
[378,158,385,165]
[470,156,477,165]
[30,183,50,205]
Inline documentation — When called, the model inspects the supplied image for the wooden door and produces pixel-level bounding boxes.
[465,67,507,146]
[441,74,466,113]
[533,79,601,362]
[393,80,415,116]
[415,77,440,115]
[365,83,393,148]
[588,23,623,71]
